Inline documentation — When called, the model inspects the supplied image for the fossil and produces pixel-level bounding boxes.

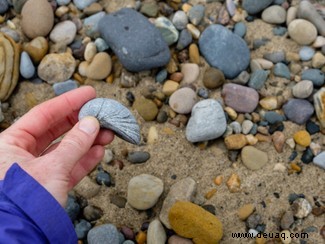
[78,98,141,144]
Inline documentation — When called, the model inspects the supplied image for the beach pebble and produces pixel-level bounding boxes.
[312,52,325,69]
[186,99,227,142]
[262,5,286,24]
[248,69,269,90]
[21,0,54,39]
[140,1,158,17]
[159,177,196,229]
[75,219,92,239]
[84,42,97,62]
[172,10,188,30]
[168,235,193,244]
[229,121,242,134]
[56,0,71,5]
[313,36,325,48]
[147,219,166,244]
[222,84,259,113]
[313,87,325,128]
[162,80,179,96]
[20,51,35,79]
[306,120,320,135]
[242,0,273,15]
[313,151,325,169]
[298,0,325,36]
[292,198,312,219]
[242,120,254,135]
[187,23,200,39]
[155,69,167,84]
[263,50,285,63]
[155,17,179,46]
[24,36,48,63]
[280,211,294,230]
[199,24,250,79]
[241,146,268,170]
[94,38,109,52]
[50,20,76,45]
[264,111,284,124]
[169,87,197,114]
[53,79,78,96]
[288,19,317,45]
[87,52,112,80]
[273,26,287,36]
[286,6,297,26]
[83,205,103,222]
[272,131,285,153]
[197,87,209,99]
[65,195,80,221]
[127,174,164,210]
[73,0,96,10]
[181,63,199,84]
[188,4,205,25]
[233,22,246,38]
[87,224,120,244]
[189,44,200,64]
[224,134,247,150]
[299,46,315,61]
[74,176,100,199]
[259,96,278,110]
[280,230,292,244]
[99,8,170,72]
[301,69,324,87]
[203,67,225,89]
[127,151,150,164]
[169,201,223,243]
[132,97,158,121]
[38,53,76,84]
[273,63,290,79]
[283,99,314,125]
[176,29,192,50]
[292,80,313,99]
[293,130,311,147]
[238,204,255,221]
[0,0,9,14]
[232,71,250,85]
[83,11,105,38]
[96,170,111,186]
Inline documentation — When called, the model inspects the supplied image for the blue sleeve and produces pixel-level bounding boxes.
[0,163,77,243]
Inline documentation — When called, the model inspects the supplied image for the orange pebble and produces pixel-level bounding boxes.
[205,188,217,199]
[135,231,147,244]
[214,175,223,186]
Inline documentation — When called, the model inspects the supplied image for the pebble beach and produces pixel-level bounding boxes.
[0,0,324,243]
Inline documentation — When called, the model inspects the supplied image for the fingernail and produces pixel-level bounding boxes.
[79,116,98,135]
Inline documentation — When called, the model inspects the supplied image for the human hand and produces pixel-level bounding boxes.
[0,86,114,207]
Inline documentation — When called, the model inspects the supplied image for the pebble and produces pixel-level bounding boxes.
[53,79,78,96]
[197,87,209,98]
[292,198,312,218]
[110,195,127,208]
[20,51,35,79]
[264,111,284,124]
[301,147,314,164]
[37,53,76,84]
[273,26,287,36]
[301,69,324,87]
[263,50,285,63]
[286,6,297,26]
[241,146,268,170]
[84,42,97,62]
[159,177,196,228]
[155,69,167,84]
[313,151,325,169]
[24,36,49,63]
[73,0,96,10]
[94,37,109,52]
[313,36,325,48]
[306,120,320,135]
[298,1,325,36]
[186,99,227,143]
[56,0,71,5]
[312,52,325,69]
[147,219,167,244]
[162,80,179,96]
[299,46,315,61]
[155,17,179,46]
[87,224,120,244]
[233,22,246,38]
[280,230,292,244]
[186,23,200,39]
[222,84,259,113]
[140,1,158,17]
[87,52,112,80]
[237,204,255,221]
[292,80,313,99]
[75,219,92,239]
[21,0,54,39]
[246,213,263,229]
[283,99,314,125]
[203,67,225,89]
[288,19,317,45]
[259,96,278,110]
[272,131,285,153]
[65,195,80,221]
[181,63,199,84]
[99,8,170,72]
[225,134,247,150]
[189,44,200,64]
[176,29,192,50]
[127,151,150,164]
[83,11,105,38]
[169,201,223,244]
[0,0,8,14]
[169,87,197,114]
[120,226,134,240]
[168,235,193,244]
[229,121,242,134]
[232,71,250,85]
[83,205,103,222]
[199,24,250,79]
[132,96,158,121]
[280,211,294,230]
[242,0,273,15]
[253,38,269,50]
[261,5,286,24]
[273,63,291,79]
[188,4,205,25]
[248,69,269,90]
[242,120,254,135]
[313,88,325,128]
[74,176,100,199]
[96,170,112,186]
[172,11,188,30]
[294,130,312,148]
[127,174,163,210]
[49,20,76,45]
[156,110,168,123]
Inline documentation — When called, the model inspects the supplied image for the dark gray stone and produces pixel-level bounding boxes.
[263,50,285,63]
[283,99,314,125]
[0,0,9,14]
[65,195,80,221]
[127,151,150,164]
[199,24,250,79]
[87,224,120,244]
[242,0,273,15]
[53,79,78,96]
[264,111,285,124]
[301,69,324,87]
[75,219,92,239]
[273,26,287,36]
[248,69,269,90]
[176,29,192,50]
[273,63,291,79]
[99,8,170,72]
[188,4,205,25]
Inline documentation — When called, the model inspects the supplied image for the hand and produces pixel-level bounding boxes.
[0,86,114,207]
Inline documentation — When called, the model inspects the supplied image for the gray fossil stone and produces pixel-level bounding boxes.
[78,98,140,145]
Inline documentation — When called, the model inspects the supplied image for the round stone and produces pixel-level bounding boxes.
[132,97,158,121]
[262,5,286,24]
[288,19,317,45]
[169,87,197,114]
[73,0,96,10]
[242,0,273,15]
[84,42,97,62]
[147,219,167,244]
[87,224,120,244]
[127,174,164,210]
[241,146,268,170]
[20,51,35,79]
[233,22,247,38]
[293,130,311,147]
[127,151,151,164]
[188,4,205,25]
[53,79,78,96]
[0,0,9,14]
[203,67,225,89]
[155,16,179,46]
[299,46,315,61]
[172,10,188,30]
[292,80,313,99]
[181,63,200,84]
[23,36,49,63]
[283,99,314,125]
[301,69,324,87]
[86,52,112,80]
[176,29,193,50]
[49,20,77,45]
[75,219,91,239]
[273,63,290,79]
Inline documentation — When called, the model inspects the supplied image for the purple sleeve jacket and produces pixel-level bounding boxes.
[0,163,77,243]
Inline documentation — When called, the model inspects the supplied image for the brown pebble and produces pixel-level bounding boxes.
[272,131,285,153]
[226,173,241,193]
[224,134,247,150]
[290,163,301,173]
[312,206,325,216]
[170,72,183,82]
[189,43,200,64]
[255,236,266,244]
[236,114,245,124]
[203,67,225,89]
[214,175,223,186]
[251,112,261,123]
[320,225,325,239]
[205,189,217,200]
[237,204,255,220]
[120,226,135,240]
[135,231,147,244]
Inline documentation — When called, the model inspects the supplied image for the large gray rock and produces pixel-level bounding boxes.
[99,8,170,72]
[186,99,227,142]
[242,0,273,15]
[199,24,250,79]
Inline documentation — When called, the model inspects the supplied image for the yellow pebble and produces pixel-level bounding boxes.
[226,173,241,193]
[214,175,223,186]
[106,74,114,84]
[224,106,237,120]
[255,236,266,244]
[293,130,311,147]
[162,80,179,96]
[290,162,302,173]
[237,204,255,220]
[135,231,147,244]
[189,43,200,64]
[182,3,192,13]
[205,188,217,199]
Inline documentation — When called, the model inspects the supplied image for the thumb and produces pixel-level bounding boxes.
[49,116,100,170]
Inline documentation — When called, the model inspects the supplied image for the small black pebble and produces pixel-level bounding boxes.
[301,147,314,164]
[126,91,135,105]
[273,192,280,198]
[202,204,216,215]
[268,121,284,134]
[260,201,266,208]
[171,174,177,180]
[96,171,112,186]
[288,193,305,204]
[255,224,266,233]
[289,151,298,161]
[140,221,150,231]
[306,120,320,135]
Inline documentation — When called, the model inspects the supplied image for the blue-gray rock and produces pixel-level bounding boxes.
[53,79,78,96]
[83,11,105,38]
[155,69,167,84]
[273,26,287,36]
[127,151,150,164]
[188,4,205,25]
[99,8,170,72]
[283,99,314,125]
[301,69,324,87]
[56,0,70,5]
[87,224,120,244]
[229,121,242,134]
[263,51,285,63]
[0,27,20,42]
[79,98,141,145]
[322,46,325,55]
[20,51,35,79]
[172,10,188,30]
[199,24,250,79]
[273,0,285,5]
[234,22,247,38]
[197,87,209,98]
[96,170,112,186]
[298,0,325,36]
[176,29,192,50]
[242,0,273,15]
[313,151,325,169]
[65,195,80,221]
[273,63,291,79]
[226,0,236,16]
[155,16,179,46]
[186,99,227,142]
[248,69,269,90]
[73,0,96,10]
[232,70,250,84]
[0,0,9,14]
[123,241,135,244]
[253,38,270,49]
[299,46,315,61]
[94,37,109,52]
[264,111,285,124]
[75,219,92,239]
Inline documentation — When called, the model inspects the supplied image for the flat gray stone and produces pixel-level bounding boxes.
[312,151,325,169]
[242,0,273,15]
[147,219,167,244]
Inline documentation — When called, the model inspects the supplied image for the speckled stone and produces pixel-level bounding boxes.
[79,98,141,144]
[292,198,312,219]
[155,16,179,46]
[292,80,313,99]
[283,99,314,125]
[169,87,197,114]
